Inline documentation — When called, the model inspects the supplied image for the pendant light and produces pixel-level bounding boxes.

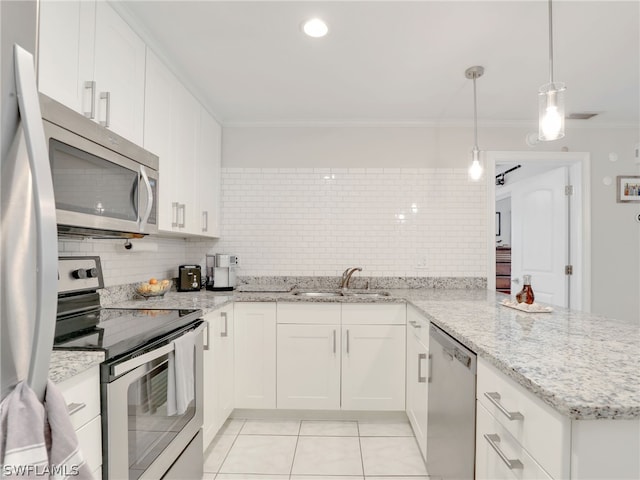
[538,0,566,141]
[465,65,484,181]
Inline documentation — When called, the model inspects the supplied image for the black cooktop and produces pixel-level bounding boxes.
[53,307,202,362]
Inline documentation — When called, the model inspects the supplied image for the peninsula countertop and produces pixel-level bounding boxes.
[110,287,640,421]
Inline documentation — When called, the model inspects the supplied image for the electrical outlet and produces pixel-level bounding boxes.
[416,257,429,269]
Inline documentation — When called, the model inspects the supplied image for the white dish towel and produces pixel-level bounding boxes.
[0,380,93,479]
[167,330,196,416]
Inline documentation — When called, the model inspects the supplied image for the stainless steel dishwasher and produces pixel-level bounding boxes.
[427,323,477,480]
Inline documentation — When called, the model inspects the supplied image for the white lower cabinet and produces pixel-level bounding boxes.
[341,323,405,410]
[234,302,277,409]
[476,402,552,480]
[405,305,429,460]
[276,303,406,411]
[202,303,234,449]
[476,357,640,480]
[57,365,102,476]
[277,323,341,409]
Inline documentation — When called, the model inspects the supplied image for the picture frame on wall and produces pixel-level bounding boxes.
[616,176,640,203]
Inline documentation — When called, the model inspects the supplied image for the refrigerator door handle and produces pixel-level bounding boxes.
[14,45,59,402]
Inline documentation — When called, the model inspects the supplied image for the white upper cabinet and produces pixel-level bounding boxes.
[144,50,217,237]
[38,0,95,115]
[93,1,146,145]
[38,0,146,145]
[143,49,177,232]
[196,108,222,237]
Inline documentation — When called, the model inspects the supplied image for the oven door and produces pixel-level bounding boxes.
[44,119,158,237]
[104,325,204,480]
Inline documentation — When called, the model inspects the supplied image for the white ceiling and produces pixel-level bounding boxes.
[117,1,640,126]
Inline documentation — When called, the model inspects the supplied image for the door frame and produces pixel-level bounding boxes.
[485,151,591,311]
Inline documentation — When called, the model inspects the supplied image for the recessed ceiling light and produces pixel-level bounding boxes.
[302,18,328,38]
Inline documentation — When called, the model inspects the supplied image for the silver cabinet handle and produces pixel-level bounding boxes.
[427,353,432,383]
[220,311,228,337]
[171,202,179,227]
[178,203,186,228]
[203,321,210,350]
[99,91,111,127]
[332,329,337,354]
[67,402,86,416]
[84,81,96,119]
[418,353,427,383]
[346,329,350,354]
[408,320,421,329]
[484,392,524,421]
[512,278,520,284]
[202,211,208,232]
[483,434,524,470]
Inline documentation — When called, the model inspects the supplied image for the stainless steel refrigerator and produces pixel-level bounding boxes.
[1,0,58,403]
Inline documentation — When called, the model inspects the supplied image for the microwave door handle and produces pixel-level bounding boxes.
[138,165,153,232]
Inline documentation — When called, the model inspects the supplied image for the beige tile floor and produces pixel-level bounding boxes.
[202,417,429,479]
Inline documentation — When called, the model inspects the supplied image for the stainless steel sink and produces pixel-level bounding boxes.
[292,290,343,297]
[343,290,390,298]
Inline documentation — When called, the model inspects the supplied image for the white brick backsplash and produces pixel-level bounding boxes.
[214,167,487,277]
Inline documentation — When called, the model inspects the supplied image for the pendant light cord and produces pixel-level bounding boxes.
[548,0,554,84]
[473,73,478,150]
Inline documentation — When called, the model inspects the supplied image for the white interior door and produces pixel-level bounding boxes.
[511,167,569,307]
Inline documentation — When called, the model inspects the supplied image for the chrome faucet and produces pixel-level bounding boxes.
[340,267,362,289]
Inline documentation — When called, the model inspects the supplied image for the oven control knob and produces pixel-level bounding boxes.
[86,267,99,278]
[72,269,87,279]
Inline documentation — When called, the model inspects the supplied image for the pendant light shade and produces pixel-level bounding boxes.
[465,65,484,181]
[538,0,566,141]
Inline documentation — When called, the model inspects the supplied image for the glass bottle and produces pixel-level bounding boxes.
[515,275,535,304]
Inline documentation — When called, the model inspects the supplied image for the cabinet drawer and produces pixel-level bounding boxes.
[476,402,552,480]
[496,277,511,289]
[57,365,101,431]
[477,358,570,479]
[277,302,341,324]
[342,303,406,325]
[76,415,102,473]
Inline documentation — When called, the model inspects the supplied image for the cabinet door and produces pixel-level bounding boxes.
[38,0,96,115]
[234,303,276,409]
[170,86,199,234]
[341,324,406,411]
[406,329,428,460]
[202,311,218,449]
[277,324,341,410]
[93,1,145,145]
[144,49,178,232]
[196,108,221,237]
[213,304,234,429]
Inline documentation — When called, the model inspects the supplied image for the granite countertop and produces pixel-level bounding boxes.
[99,286,640,420]
[49,350,105,384]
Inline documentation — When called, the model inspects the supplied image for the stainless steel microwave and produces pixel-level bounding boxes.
[40,94,159,238]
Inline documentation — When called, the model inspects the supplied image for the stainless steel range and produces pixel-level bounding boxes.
[54,256,205,480]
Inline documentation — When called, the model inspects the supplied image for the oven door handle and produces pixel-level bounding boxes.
[111,323,205,377]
